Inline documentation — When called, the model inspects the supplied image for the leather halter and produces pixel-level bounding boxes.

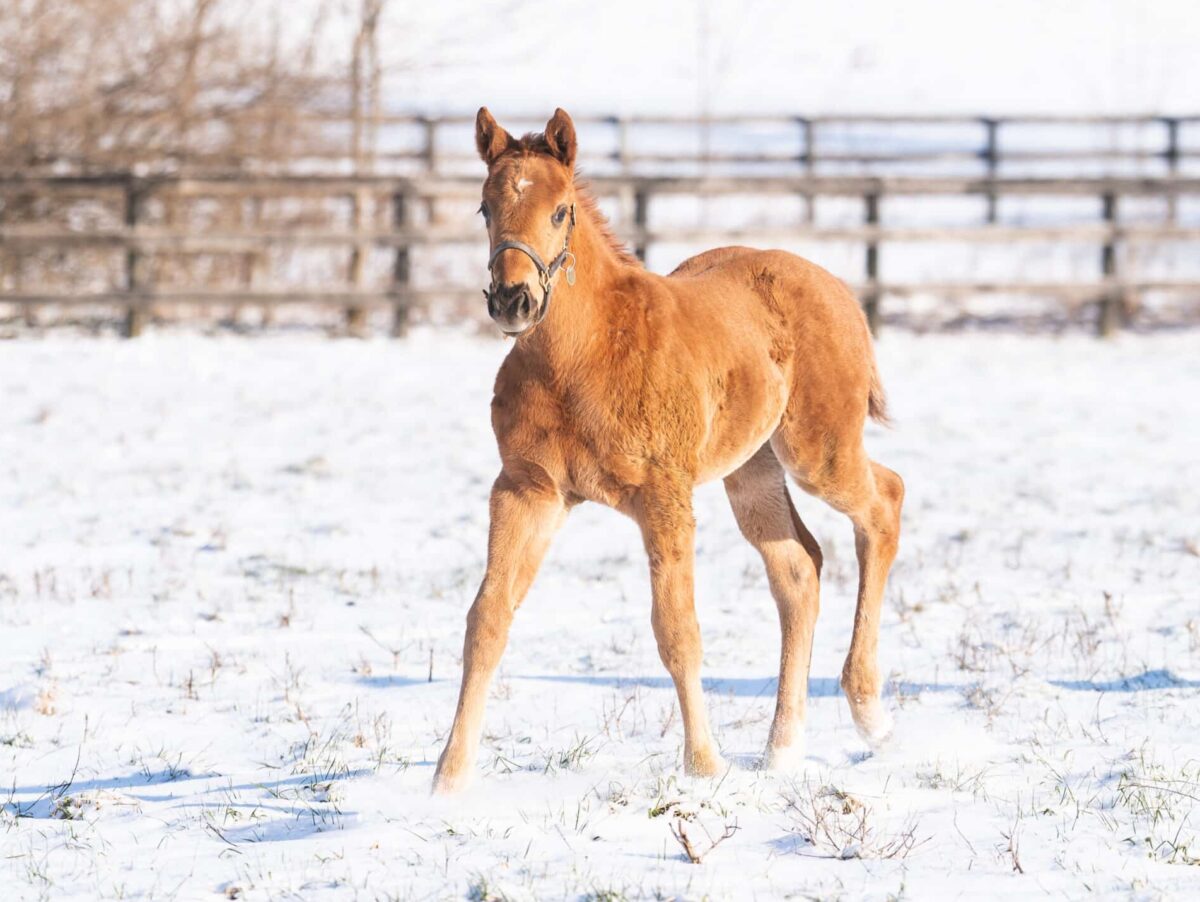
[486,204,577,324]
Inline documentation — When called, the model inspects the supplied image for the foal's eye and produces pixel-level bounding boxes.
[478,202,489,222]
[552,204,568,227]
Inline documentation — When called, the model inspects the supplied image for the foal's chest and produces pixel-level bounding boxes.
[491,365,646,507]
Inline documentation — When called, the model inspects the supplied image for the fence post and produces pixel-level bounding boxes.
[633,186,649,263]
[798,116,814,223]
[863,191,881,335]
[422,117,438,174]
[1163,117,1179,223]
[123,178,146,338]
[391,188,411,337]
[5,190,36,327]
[1098,192,1125,336]
[615,116,630,173]
[346,186,369,336]
[982,117,1000,223]
[247,195,271,326]
[14,256,34,328]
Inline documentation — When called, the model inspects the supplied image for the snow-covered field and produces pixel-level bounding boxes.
[1,329,1199,900]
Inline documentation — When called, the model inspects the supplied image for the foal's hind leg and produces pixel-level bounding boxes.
[724,445,822,770]
[838,459,903,743]
[774,437,903,746]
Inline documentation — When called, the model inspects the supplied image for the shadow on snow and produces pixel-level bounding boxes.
[1049,668,1200,692]
[3,769,373,822]
[515,674,963,698]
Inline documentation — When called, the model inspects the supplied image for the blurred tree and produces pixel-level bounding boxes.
[0,0,338,172]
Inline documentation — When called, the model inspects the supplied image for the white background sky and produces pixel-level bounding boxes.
[375,0,1200,116]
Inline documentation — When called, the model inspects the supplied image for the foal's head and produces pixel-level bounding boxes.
[475,107,579,335]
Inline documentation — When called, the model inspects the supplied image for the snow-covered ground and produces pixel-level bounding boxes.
[1,329,1199,900]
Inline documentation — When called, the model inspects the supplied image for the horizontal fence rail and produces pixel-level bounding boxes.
[23,111,1195,176]
[2,124,1200,335]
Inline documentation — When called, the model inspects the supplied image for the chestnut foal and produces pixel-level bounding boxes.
[432,108,904,793]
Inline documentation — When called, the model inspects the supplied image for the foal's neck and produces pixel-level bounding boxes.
[518,194,633,373]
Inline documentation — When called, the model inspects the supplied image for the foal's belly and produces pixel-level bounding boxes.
[693,362,789,484]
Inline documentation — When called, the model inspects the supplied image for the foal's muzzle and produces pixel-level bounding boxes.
[486,281,543,334]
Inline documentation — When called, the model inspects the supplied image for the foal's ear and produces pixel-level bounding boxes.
[476,107,515,165]
[544,108,577,170]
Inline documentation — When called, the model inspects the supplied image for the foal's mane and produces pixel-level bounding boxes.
[572,184,640,267]
[512,131,640,268]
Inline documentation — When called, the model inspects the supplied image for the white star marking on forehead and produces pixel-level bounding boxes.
[516,178,533,193]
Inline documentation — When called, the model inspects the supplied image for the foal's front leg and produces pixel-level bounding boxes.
[432,473,565,794]
[635,475,724,777]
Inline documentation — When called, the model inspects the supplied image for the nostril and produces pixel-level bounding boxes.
[519,291,531,318]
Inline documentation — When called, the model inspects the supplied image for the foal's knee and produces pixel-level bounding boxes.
[465,588,515,643]
[653,636,703,685]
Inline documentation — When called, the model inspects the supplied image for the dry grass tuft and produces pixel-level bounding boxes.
[782,781,927,860]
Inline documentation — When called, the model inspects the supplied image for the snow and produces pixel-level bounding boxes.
[1,328,1199,900]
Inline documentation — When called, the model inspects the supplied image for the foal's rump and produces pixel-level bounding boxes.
[668,245,867,335]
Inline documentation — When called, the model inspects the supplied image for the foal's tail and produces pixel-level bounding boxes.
[867,353,891,426]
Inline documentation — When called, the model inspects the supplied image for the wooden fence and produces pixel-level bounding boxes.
[2,113,1199,336]
[197,111,1200,178]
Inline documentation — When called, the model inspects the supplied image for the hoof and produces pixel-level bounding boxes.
[763,741,806,772]
[851,699,894,749]
[685,747,727,778]
[431,767,472,796]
